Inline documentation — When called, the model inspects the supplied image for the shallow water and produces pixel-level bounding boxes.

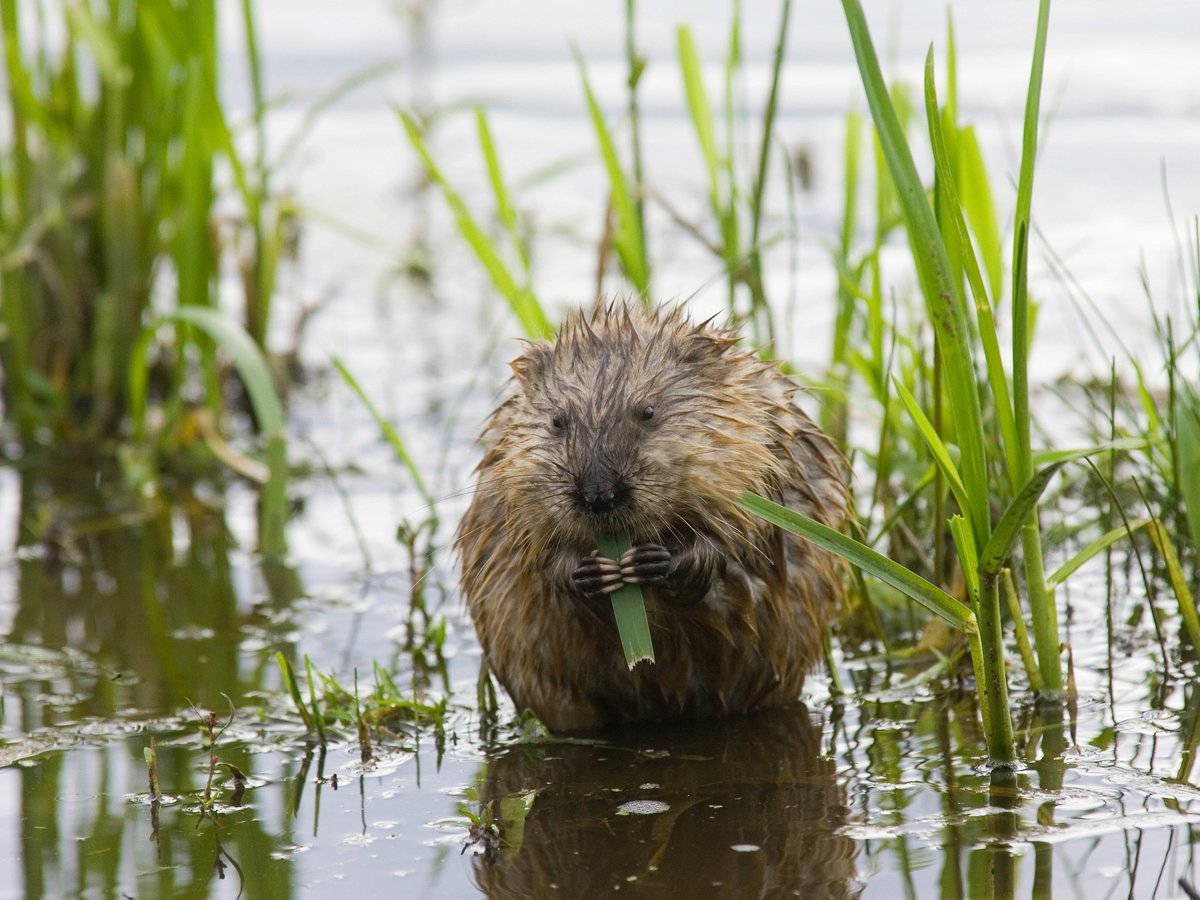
[4,1,1200,897]
[2,476,1200,897]
[3,488,1200,899]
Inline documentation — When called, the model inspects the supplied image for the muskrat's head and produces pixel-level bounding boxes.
[491,302,789,547]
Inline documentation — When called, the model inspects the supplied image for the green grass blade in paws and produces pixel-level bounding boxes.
[596,532,655,670]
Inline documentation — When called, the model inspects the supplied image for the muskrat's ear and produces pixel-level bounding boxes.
[510,340,554,384]
[680,332,736,365]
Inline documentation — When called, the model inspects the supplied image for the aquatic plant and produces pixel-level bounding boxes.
[777,0,1198,763]
[674,0,791,346]
[275,652,451,758]
[1118,219,1200,572]
[401,0,800,347]
[400,109,552,339]
[394,0,1199,766]
[0,0,294,552]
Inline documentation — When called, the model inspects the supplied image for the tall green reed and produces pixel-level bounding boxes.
[832,0,1052,757]
[1,0,290,551]
[816,0,1167,759]
[674,0,791,346]
[0,1,282,443]
[402,1,796,345]
[1008,0,1060,697]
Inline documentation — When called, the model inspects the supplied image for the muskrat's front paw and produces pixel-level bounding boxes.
[619,543,671,585]
[572,553,623,603]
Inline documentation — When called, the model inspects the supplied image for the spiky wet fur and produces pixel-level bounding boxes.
[456,302,850,732]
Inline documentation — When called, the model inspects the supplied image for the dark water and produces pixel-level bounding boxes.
[6,0,1200,897]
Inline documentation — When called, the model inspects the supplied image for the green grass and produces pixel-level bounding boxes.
[595,531,655,669]
[130,306,289,557]
[0,0,298,557]
[832,0,1158,760]
[276,650,451,755]
[401,1,799,345]
[672,0,792,344]
[574,45,651,299]
[387,0,1197,760]
[0,0,289,495]
[400,109,552,340]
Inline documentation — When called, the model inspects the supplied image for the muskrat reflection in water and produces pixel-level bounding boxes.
[457,302,850,731]
[467,706,857,898]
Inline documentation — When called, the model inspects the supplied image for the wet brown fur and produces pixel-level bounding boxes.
[456,301,850,731]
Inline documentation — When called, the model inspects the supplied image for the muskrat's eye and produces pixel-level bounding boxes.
[551,412,566,431]
[640,405,655,422]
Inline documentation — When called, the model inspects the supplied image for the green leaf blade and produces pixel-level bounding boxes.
[740,492,975,634]
[399,110,551,340]
[842,1,990,546]
[596,532,655,670]
[573,47,650,296]
[1176,387,1200,558]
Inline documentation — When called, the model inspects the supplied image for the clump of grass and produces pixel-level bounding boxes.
[1061,218,1200,659]
[0,0,290,539]
[276,651,452,759]
[1122,217,1200,575]
[800,0,1064,762]
[276,652,330,745]
[777,0,1197,764]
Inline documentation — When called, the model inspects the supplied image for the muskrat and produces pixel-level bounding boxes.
[456,301,850,732]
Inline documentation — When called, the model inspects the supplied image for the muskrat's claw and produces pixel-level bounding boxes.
[572,552,623,603]
[619,544,671,585]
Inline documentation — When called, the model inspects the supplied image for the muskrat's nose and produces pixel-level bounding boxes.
[579,469,630,515]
